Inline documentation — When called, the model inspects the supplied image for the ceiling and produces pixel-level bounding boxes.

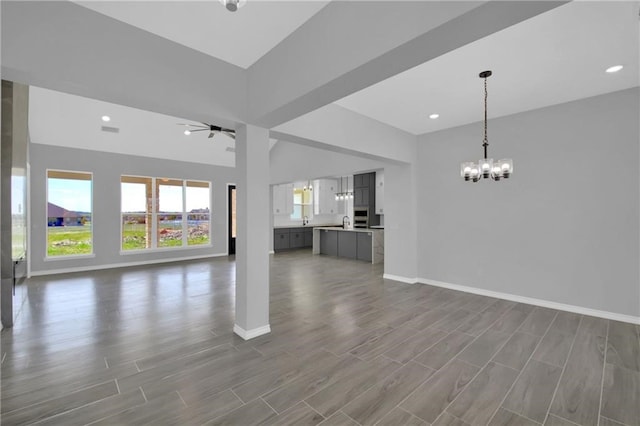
[29,87,238,167]
[26,1,639,164]
[74,0,329,69]
[335,1,640,135]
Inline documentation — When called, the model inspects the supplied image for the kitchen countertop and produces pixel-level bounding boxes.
[314,226,383,233]
[274,224,340,229]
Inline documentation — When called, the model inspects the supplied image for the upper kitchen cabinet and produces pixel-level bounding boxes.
[353,172,376,208]
[375,170,384,215]
[273,183,294,215]
[313,178,340,215]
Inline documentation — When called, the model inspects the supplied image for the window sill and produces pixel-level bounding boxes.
[44,253,96,262]
[120,244,213,255]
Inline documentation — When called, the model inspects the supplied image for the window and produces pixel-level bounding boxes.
[47,170,93,257]
[291,186,312,220]
[121,176,210,251]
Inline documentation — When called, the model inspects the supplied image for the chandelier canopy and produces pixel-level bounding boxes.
[460,71,513,182]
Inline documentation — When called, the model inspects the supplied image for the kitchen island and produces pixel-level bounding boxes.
[313,227,384,264]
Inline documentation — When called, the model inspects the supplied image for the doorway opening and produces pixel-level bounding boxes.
[228,184,236,255]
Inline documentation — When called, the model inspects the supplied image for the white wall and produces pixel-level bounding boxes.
[30,144,236,274]
[416,88,639,319]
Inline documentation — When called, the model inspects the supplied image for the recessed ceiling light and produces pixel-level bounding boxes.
[101,115,111,122]
[184,130,191,135]
[606,65,623,73]
[429,113,439,119]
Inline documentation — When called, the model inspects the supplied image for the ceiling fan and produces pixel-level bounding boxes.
[178,122,235,139]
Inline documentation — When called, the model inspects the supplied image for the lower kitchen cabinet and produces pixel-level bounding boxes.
[304,229,313,247]
[274,230,290,251]
[338,231,357,259]
[290,228,305,249]
[319,229,338,256]
[274,227,313,252]
[357,232,373,262]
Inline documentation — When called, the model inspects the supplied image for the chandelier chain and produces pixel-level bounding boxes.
[483,76,488,158]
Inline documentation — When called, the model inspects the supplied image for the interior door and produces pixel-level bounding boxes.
[228,185,236,255]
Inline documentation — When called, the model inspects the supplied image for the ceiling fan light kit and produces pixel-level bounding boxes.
[460,70,513,183]
[220,0,246,12]
[179,122,236,140]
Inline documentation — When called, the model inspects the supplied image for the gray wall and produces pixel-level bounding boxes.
[30,144,236,274]
[417,88,639,318]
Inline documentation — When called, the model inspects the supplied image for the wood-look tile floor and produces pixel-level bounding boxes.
[1,249,638,425]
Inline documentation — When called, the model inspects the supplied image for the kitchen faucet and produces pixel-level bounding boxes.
[342,215,351,228]
[303,215,309,226]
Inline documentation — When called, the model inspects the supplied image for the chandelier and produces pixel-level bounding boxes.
[460,70,513,182]
[335,176,353,201]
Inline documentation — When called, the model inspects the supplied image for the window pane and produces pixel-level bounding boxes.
[188,213,210,246]
[158,213,183,248]
[186,181,210,246]
[47,170,92,257]
[122,214,151,250]
[121,176,152,250]
[158,179,183,212]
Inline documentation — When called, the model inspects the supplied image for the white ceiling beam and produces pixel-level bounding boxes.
[248,1,569,129]
[1,0,246,128]
[271,104,416,164]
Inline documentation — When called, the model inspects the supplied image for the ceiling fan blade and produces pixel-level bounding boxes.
[189,128,209,132]
[177,123,208,128]
[222,131,236,140]
[208,132,215,138]
[220,127,235,133]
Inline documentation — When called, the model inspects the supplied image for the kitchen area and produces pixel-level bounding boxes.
[272,170,384,264]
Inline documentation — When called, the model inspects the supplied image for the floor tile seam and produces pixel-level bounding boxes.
[541,315,584,425]
[388,328,450,365]
[432,409,468,426]
[133,340,238,369]
[139,386,148,402]
[596,320,610,426]
[342,409,365,426]
[229,387,246,405]
[260,395,283,415]
[547,413,585,426]
[24,387,139,426]
[397,344,490,424]
[487,311,559,425]
[302,400,327,421]
[500,405,544,425]
[600,415,632,426]
[303,354,404,418]
[0,378,120,417]
[418,324,520,424]
[176,390,188,408]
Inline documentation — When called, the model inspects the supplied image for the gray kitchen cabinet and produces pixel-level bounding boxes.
[353,172,380,226]
[338,231,357,259]
[290,228,305,249]
[357,232,373,262]
[304,228,313,247]
[319,229,338,256]
[274,229,290,251]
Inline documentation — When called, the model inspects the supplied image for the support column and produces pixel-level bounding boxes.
[234,124,271,340]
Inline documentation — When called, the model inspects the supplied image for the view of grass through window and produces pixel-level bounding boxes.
[47,170,93,257]
[121,176,210,250]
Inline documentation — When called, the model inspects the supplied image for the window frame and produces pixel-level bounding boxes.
[120,175,212,254]
[45,169,95,260]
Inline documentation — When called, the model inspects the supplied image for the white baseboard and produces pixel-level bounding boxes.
[234,324,271,340]
[418,277,640,325]
[383,273,418,284]
[30,253,228,277]
[269,250,275,255]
